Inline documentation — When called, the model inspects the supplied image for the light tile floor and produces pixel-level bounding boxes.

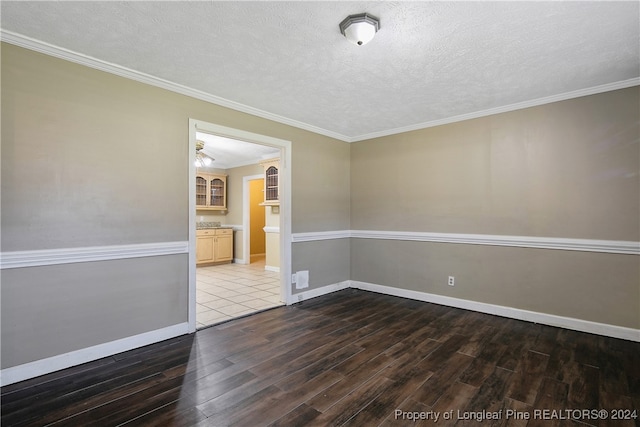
[196,257,283,328]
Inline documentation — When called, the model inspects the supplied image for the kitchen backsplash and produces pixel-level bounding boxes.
[196,221,222,229]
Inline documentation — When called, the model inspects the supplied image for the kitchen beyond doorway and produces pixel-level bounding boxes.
[196,256,283,328]
[189,119,292,332]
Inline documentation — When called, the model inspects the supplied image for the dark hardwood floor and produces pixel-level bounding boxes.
[2,289,639,426]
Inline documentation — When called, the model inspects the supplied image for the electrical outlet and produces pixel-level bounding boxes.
[291,273,297,284]
[448,276,455,286]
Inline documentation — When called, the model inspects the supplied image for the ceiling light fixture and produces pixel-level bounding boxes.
[339,13,380,46]
[195,140,213,168]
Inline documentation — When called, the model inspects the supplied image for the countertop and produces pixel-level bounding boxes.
[196,222,233,230]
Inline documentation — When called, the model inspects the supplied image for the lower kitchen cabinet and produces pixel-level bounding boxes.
[196,228,233,265]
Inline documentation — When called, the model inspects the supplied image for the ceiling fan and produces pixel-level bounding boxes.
[195,140,214,168]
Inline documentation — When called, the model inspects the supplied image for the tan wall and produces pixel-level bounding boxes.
[265,232,281,270]
[265,207,280,269]
[291,132,351,233]
[1,43,351,369]
[225,163,263,260]
[350,87,640,328]
[351,88,639,240]
[225,163,263,225]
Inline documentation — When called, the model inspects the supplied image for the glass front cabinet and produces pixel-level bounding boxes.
[259,158,280,206]
[195,172,227,211]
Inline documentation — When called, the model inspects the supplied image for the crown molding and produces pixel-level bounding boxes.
[0,30,351,142]
[2,30,637,144]
[349,78,640,142]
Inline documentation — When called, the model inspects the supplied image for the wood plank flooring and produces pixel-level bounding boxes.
[2,289,639,426]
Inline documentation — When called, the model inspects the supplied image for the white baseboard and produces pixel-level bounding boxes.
[0,322,190,387]
[291,281,351,304]
[4,280,637,386]
[233,258,246,265]
[265,265,280,273]
[350,281,640,342]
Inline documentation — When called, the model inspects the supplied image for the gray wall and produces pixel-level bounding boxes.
[1,43,351,369]
[350,87,639,329]
[351,240,638,328]
[1,255,188,367]
[292,239,351,292]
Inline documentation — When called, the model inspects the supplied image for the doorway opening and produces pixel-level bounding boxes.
[249,177,266,263]
[244,175,267,266]
[188,119,292,331]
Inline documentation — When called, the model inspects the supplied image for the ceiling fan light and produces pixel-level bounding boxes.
[339,13,380,46]
[195,139,215,168]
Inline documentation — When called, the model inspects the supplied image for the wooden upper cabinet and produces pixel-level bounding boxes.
[210,177,225,208]
[196,176,208,207]
[195,173,227,211]
[260,158,279,206]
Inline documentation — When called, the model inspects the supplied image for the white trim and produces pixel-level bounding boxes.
[234,258,245,265]
[349,78,640,142]
[263,226,280,234]
[350,230,640,255]
[292,230,351,242]
[0,322,190,386]
[0,241,189,269]
[290,229,639,255]
[292,281,351,303]
[3,30,637,144]
[188,122,198,333]
[350,281,640,342]
[265,265,280,273]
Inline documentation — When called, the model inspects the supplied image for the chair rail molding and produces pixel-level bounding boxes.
[0,241,189,269]
[291,229,639,255]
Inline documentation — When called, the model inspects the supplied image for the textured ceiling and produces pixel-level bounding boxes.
[1,1,639,142]
[197,132,280,170]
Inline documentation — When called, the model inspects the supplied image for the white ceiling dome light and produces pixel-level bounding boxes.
[339,13,380,46]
